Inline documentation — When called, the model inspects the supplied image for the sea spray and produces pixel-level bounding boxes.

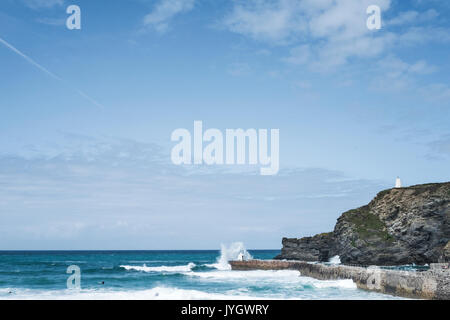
[208,242,253,270]
[328,256,341,265]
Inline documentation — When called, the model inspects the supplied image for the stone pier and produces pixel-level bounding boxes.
[230,260,450,300]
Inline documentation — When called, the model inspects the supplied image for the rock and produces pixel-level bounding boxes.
[440,241,450,262]
[274,233,335,262]
[277,182,450,265]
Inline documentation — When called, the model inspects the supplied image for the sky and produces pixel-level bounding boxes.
[0,0,450,250]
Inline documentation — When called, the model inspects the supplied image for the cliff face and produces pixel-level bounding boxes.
[275,233,335,262]
[277,182,450,265]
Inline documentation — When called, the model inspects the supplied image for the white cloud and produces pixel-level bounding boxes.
[0,134,385,249]
[36,17,66,26]
[370,56,437,92]
[223,0,393,69]
[22,0,64,9]
[408,60,437,75]
[283,45,311,65]
[387,9,439,26]
[395,26,450,47]
[367,56,450,105]
[388,11,419,26]
[222,0,308,44]
[378,56,437,77]
[143,0,195,33]
[419,83,450,102]
[222,0,449,71]
[223,0,393,42]
[283,31,395,71]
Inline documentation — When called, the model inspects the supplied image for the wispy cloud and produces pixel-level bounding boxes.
[227,62,251,76]
[223,0,392,69]
[143,0,195,33]
[365,55,450,103]
[419,83,450,103]
[222,0,392,44]
[426,134,450,160]
[282,45,311,65]
[222,0,307,44]
[379,56,437,76]
[387,9,439,26]
[35,17,66,26]
[0,134,386,249]
[221,0,450,72]
[21,0,64,10]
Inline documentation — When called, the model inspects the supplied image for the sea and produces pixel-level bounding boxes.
[0,243,403,300]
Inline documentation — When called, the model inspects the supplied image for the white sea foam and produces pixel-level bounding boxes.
[206,242,252,270]
[2,282,400,300]
[312,279,355,289]
[1,287,268,300]
[120,262,195,273]
[186,269,301,281]
[328,255,341,265]
[184,269,357,290]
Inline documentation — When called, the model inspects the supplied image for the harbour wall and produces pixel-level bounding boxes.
[230,260,450,300]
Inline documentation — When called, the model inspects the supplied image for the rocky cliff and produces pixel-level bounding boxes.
[276,233,335,262]
[276,182,450,265]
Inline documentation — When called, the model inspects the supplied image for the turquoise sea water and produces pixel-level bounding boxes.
[0,245,403,300]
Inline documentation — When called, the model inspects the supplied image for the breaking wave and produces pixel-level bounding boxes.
[328,255,341,265]
[120,263,195,273]
[185,269,357,289]
[206,242,252,270]
[1,279,378,300]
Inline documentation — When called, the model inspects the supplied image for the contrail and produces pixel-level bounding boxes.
[0,36,104,109]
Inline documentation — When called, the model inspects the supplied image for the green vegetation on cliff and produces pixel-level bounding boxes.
[342,205,394,243]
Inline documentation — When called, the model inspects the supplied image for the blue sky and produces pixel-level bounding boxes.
[0,0,450,249]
